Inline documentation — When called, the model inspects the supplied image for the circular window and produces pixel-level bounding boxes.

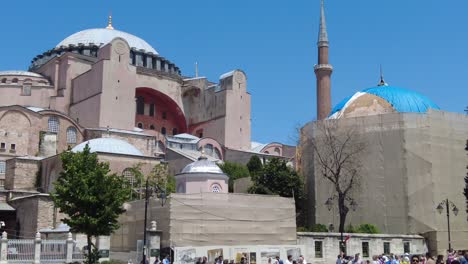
[211,184,221,193]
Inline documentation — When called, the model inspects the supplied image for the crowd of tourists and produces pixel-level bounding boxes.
[336,250,468,264]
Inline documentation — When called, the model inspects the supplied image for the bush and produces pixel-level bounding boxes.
[356,223,380,234]
[100,260,128,264]
[310,223,328,232]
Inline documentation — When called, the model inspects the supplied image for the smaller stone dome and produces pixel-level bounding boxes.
[72,138,143,156]
[0,71,44,78]
[181,155,223,174]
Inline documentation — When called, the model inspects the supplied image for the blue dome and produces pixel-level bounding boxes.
[329,86,440,118]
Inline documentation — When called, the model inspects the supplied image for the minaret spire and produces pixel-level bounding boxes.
[106,12,114,30]
[315,0,333,120]
[318,0,329,47]
[377,65,388,86]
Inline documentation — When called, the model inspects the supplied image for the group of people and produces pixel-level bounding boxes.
[191,254,307,264]
[336,251,468,264]
[267,254,307,264]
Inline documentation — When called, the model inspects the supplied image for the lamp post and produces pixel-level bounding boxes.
[142,178,167,264]
[325,196,357,254]
[436,199,459,252]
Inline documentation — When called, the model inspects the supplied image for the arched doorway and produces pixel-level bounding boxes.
[135,88,187,134]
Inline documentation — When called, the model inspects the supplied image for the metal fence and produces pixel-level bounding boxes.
[0,233,88,264]
[40,240,67,263]
[7,239,34,263]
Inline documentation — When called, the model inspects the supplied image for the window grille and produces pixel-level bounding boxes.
[314,241,323,258]
[48,116,60,133]
[149,103,155,116]
[211,184,221,193]
[136,96,144,115]
[122,169,136,188]
[161,127,166,135]
[403,242,410,254]
[22,85,31,96]
[66,127,77,144]
[362,242,369,258]
[0,161,5,174]
[383,242,390,255]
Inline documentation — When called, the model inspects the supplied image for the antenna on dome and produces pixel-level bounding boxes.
[106,11,114,30]
[377,64,388,86]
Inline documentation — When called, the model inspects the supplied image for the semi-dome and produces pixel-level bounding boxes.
[57,28,158,54]
[329,85,440,119]
[181,155,223,174]
[72,138,143,156]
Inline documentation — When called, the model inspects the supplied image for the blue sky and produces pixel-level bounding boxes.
[0,0,467,145]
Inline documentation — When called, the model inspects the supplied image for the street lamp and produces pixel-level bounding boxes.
[436,198,459,252]
[142,178,167,264]
[325,196,357,254]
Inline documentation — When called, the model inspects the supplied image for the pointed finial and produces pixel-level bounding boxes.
[318,0,329,47]
[377,65,388,86]
[195,62,199,78]
[106,12,114,30]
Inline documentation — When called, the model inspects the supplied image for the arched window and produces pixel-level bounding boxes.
[214,148,222,160]
[66,127,77,144]
[12,78,18,84]
[274,147,281,156]
[136,96,144,115]
[211,184,221,193]
[149,125,155,130]
[205,144,214,156]
[1,78,6,84]
[48,116,60,133]
[122,169,136,188]
[172,128,178,135]
[137,123,143,129]
[161,127,166,135]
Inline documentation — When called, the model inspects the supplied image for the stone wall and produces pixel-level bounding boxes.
[4,158,40,191]
[297,232,427,264]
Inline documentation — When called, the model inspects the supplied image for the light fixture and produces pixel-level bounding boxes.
[452,206,459,216]
[325,198,333,211]
[350,200,358,211]
[436,204,444,215]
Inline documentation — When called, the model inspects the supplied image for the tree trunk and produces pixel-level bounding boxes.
[87,235,92,264]
[338,193,348,254]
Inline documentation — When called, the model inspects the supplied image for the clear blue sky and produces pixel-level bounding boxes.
[1,0,467,145]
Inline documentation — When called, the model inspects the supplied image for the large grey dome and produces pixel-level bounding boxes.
[57,28,158,54]
[72,138,143,156]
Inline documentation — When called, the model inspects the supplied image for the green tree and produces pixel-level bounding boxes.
[51,145,131,264]
[247,155,263,180]
[126,163,175,199]
[356,223,380,234]
[248,157,304,208]
[218,161,250,192]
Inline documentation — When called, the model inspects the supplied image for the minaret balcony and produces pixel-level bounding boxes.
[314,64,333,71]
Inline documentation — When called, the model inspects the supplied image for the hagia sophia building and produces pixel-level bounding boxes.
[0,15,294,238]
[0,0,466,256]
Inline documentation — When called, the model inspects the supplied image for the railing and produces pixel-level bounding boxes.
[7,239,34,263]
[40,240,66,263]
[0,232,87,263]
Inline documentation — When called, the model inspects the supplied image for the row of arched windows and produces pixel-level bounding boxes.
[47,116,77,144]
[137,123,178,135]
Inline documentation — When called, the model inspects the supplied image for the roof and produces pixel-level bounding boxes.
[57,28,158,54]
[0,202,15,211]
[250,141,267,153]
[72,138,143,156]
[0,71,44,78]
[26,106,46,112]
[329,85,440,118]
[180,155,223,174]
[167,134,200,144]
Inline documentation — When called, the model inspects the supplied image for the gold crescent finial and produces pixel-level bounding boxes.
[106,12,114,30]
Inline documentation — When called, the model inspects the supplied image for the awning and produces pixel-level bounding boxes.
[0,202,15,211]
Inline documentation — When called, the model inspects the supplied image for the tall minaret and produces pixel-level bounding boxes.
[314,0,333,120]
